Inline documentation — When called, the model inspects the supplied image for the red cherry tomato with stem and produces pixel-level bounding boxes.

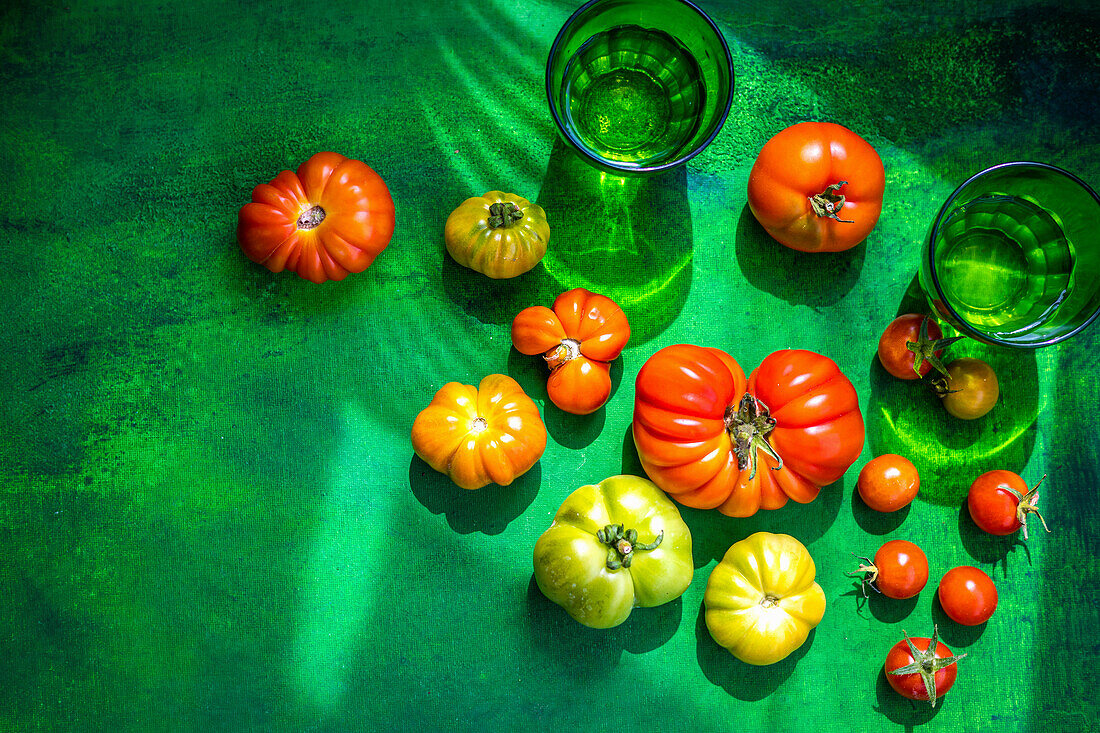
[847,539,928,599]
[968,471,1050,541]
[938,566,998,626]
[877,314,962,380]
[885,625,966,708]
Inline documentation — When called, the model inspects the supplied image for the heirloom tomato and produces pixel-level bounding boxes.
[877,314,960,380]
[444,191,549,278]
[411,374,546,490]
[885,625,966,708]
[704,532,826,665]
[848,539,928,599]
[937,566,997,626]
[857,454,920,512]
[237,152,395,284]
[511,288,630,415]
[632,345,864,517]
[938,357,999,419]
[747,122,885,252]
[533,475,693,629]
[967,470,1050,540]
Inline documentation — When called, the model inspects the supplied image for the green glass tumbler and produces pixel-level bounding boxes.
[546,0,734,175]
[920,162,1100,348]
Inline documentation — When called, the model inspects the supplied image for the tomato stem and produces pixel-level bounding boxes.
[844,554,881,598]
[544,339,581,370]
[596,523,664,570]
[911,315,964,380]
[1005,474,1051,541]
[296,205,326,230]
[724,394,782,480]
[487,202,525,228]
[809,182,855,223]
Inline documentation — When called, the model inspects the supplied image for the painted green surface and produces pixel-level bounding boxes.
[2,1,1098,731]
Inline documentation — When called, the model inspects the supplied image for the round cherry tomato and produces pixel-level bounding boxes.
[884,625,966,708]
[938,566,998,626]
[632,345,864,517]
[877,314,959,380]
[967,470,1050,541]
[939,357,999,419]
[237,152,396,284]
[511,288,630,414]
[747,121,885,252]
[857,454,920,512]
[849,539,928,599]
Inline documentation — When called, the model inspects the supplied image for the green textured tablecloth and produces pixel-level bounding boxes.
[4,1,1099,730]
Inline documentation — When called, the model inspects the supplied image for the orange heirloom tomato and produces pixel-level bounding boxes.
[747,122,885,252]
[632,345,864,517]
[444,191,550,279]
[237,152,396,284]
[411,374,547,490]
[511,288,630,415]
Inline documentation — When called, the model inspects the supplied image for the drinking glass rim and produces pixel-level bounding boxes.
[926,160,1100,349]
[544,0,735,176]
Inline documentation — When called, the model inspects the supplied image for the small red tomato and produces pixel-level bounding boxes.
[848,539,928,599]
[968,470,1050,540]
[885,625,966,708]
[938,566,998,626]
[877,314,961,380]
[940,358,999,420]
[857,454,920,512]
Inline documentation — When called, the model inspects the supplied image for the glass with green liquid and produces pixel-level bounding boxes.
[546,0,734,175]
[921,162,1100,348]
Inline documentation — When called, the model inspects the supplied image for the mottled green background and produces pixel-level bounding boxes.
[3,0,1099,731]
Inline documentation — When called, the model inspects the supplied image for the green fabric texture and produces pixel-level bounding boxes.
[3,1,1099,731]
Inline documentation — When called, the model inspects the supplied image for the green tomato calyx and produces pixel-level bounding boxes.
[888,625,967,708]
[1004,474,1051,541]
[596,524,664,570]
[487,202,525,228]
[724,394,783,480]
[296,204,326,230]
[909,316,964,380]
[809,181,854,223]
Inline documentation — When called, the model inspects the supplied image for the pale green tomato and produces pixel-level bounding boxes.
[533,474,693,629]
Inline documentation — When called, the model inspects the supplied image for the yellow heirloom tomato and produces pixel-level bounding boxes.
[533,475,693,629]
[704,532,825,665]
[444,191,550,279]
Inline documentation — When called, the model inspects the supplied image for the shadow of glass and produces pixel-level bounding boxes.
[733,204,866,307]
[523,574,683,673]
[407,455,540,535]
[866,275,1039,507]
[695,600,814,700]
[536,138,692,345]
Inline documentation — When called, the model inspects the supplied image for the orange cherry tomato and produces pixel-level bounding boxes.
[632,345,864,517]
[237,152,395,284]
[857,454,920,512]
[411,374,546,490]
[849,539,928,599]
[512,289,630,415]
[747,122,885,252]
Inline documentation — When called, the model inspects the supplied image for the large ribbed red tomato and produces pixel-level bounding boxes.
[747,122,885,252]
[632,345,865,517]
[237,152,395,284]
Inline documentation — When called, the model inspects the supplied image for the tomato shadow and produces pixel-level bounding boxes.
[506,347,624,450]
[733,203,866,308]
[842,581,921,624]
[930,598,988,649]
[440,253,560,327]
[535,138,692,346]
[523,574,682,673]
[851,483,911,534]
[694,600,813,700]
[956,501,1031,577]
[866,275,1039,508]
[873,665,944,725]
[407,455,540,535]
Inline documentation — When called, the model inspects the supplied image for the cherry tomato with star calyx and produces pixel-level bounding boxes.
[847,539,928,599]
[747,122,885,252]
[938,566,998,626]
[885,625,966,708]
[857,454,920,512]
[968,470,1051,541]
[877,314,962,380]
